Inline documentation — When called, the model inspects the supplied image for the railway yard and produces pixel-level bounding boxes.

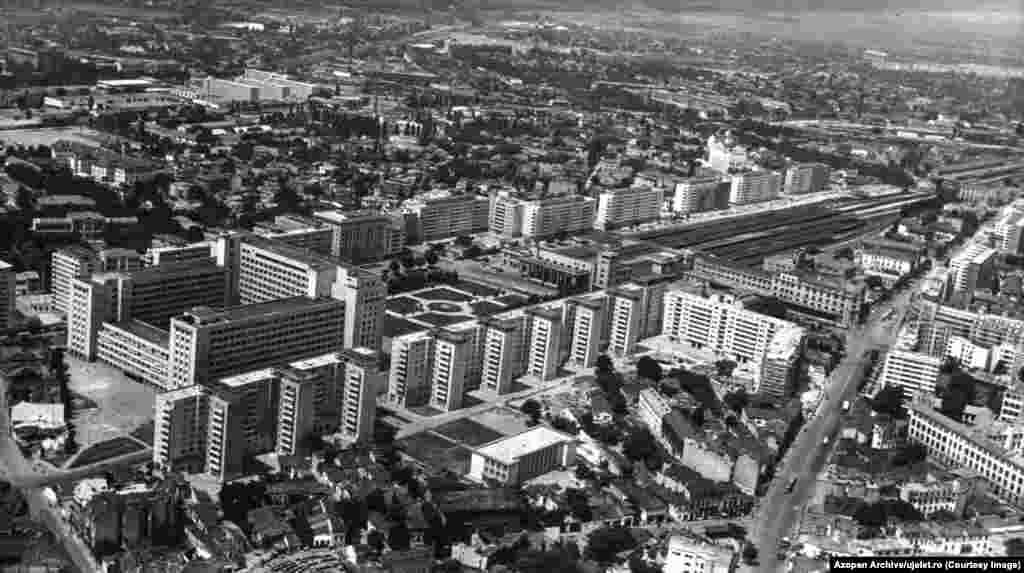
[627,190,934,267]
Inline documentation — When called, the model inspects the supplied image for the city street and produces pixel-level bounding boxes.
[752,284,919,572]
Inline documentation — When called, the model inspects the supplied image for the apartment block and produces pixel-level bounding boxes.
[467,426,576,485]
[607,285,643,357]
[387,332,434,407]
[206,368,279,482]
[988,202,1024,254]
[96,320,171,387]
[671,176,729,214]
[759,325,803,400]
[401,191,490,243]
[166,297,344,389]
[488,191,596,239]
[51,246,141,314]
[782,162,830,195]
[594,184,664,230]
[728,171,780,206]
[314,210,397,264]
[662,288,803,365]
[229,235,336,306]
[333,264,385,351]
[880,350,942,396]
[947,243,997,301]
[480,316,527,396]
[0,260,14,331]
[566,296,606,368]
[908,400,1024,505]
[524,307,562,382]
[143,241,214,267]
[430,328,473,412]
[340,347,381,442]
[153,386,210,474]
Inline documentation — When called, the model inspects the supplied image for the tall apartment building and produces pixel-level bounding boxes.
[153,385,210,474]
[524,307,562,381]
[480,316,526,396]
[728,171,781,206]
[489,191,596,238]
[782,163,830,195]
[594,185,664,230]
[608,286,644,357]
[166,297,344,388]
[234,236,336,306]
[908,400,1024,505]
[759,325,803,400]
[67,261,228,362]
[430,328,473,411]
[206,368,279,482]
[340,347,381,442]
[989,203,1024,254]
[387,332,434,407]
[881,350,944,397]
[671,176,729,214]
[947,243,997,301]
[96,320,171,387]
[333,264,385,351]
[314,210,398,264]
[401,191,490,243]
[51,246,141,314]
[566,296,606,368]
[0,260,14,331]
[662,288,804,365]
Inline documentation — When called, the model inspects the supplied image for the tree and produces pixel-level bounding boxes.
[724,390,750,414]
[520,399,542,425]
[584,526,638,563]
[622,428,661,469]
[636,356,663,382]
[872,386,905,417]
[714,359,737,378]
[893,443,927,467]
[424,250,439,266]
[1005,538,1024,557]
[220,481,267,527]
[742,543,759,565]
[596,354,614,375]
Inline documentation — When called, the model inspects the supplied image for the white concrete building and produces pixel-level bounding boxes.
[728,171,781,206]
[880,350,942,397]
[467,426,576,485]
[595,185,664,230]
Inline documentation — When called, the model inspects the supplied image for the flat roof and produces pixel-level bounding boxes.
[0,260,11,271]
[183,296,341,324]
[313,209,389,224]
[219,367,277,388]
[98,78,155,87]
[289,352,342,371]
[242,234,334,267]
[475,426,573,464]
[106,319,170,346]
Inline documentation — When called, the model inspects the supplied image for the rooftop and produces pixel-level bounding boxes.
[474,426,574,464]
[289,352,342,371]
[178,296,342,326]
[219,367,277,388]
[106,319,171,346]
